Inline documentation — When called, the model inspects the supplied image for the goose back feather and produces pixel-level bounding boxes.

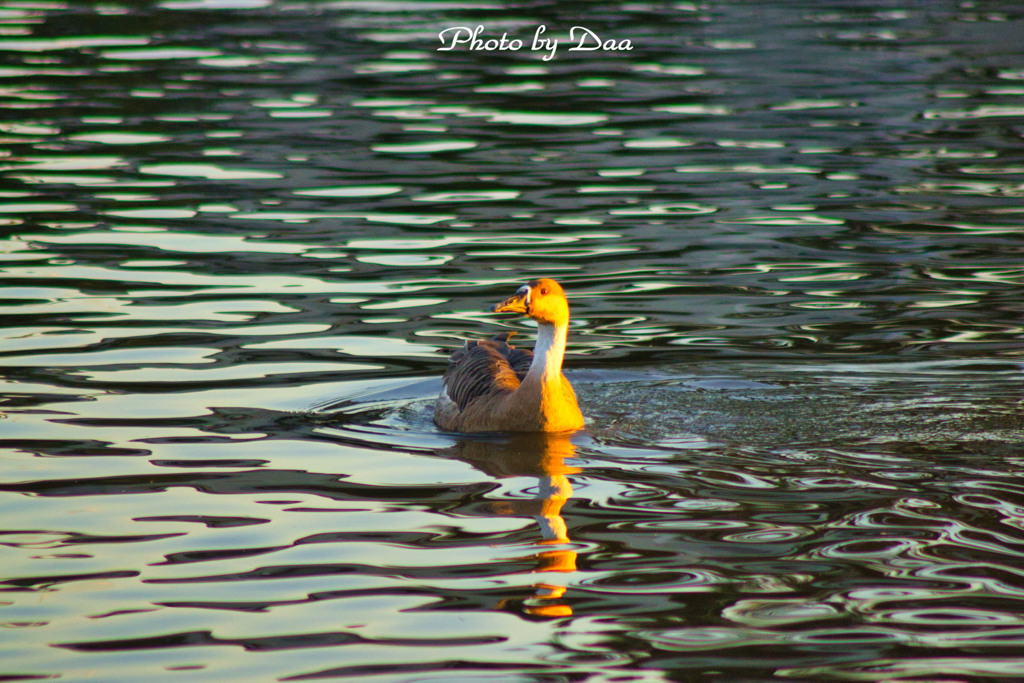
[442,333,532,411]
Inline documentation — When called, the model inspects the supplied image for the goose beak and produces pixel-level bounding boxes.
[490,285,530,314]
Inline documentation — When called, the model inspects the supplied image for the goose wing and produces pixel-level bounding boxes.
[442,333,533,411]
[491,332,532,381]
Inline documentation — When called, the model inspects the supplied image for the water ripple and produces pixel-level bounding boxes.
[3,1,1024,680]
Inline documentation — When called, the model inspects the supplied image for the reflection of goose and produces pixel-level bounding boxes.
[448,434,579,544]
[445,433,579,617]
[434,279,585,433]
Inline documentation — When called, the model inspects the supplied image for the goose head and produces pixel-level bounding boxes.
[491,278,570,326]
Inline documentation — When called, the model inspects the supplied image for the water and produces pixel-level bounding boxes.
[2,0,1024,680]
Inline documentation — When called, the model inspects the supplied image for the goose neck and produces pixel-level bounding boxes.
[527,322,567,384]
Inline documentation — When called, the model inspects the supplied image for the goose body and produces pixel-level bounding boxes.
[434,279,584,433]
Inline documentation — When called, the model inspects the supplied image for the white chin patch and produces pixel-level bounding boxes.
[517,284,531,305]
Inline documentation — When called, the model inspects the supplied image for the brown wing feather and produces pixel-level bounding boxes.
[490,332,533,381]
[442,334,534,411]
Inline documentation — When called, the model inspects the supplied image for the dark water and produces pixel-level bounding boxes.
[2,0,1024,680]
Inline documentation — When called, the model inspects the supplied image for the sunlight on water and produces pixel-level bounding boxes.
[371,140,478,153]
[139,164,283,180]
[293,185,403,198]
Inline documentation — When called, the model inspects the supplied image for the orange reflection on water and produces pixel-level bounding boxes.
[447,433,580,617]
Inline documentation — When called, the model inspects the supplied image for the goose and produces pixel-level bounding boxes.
[434,278,585,433]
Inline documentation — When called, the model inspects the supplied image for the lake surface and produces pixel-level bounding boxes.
[2,0,1024,680]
